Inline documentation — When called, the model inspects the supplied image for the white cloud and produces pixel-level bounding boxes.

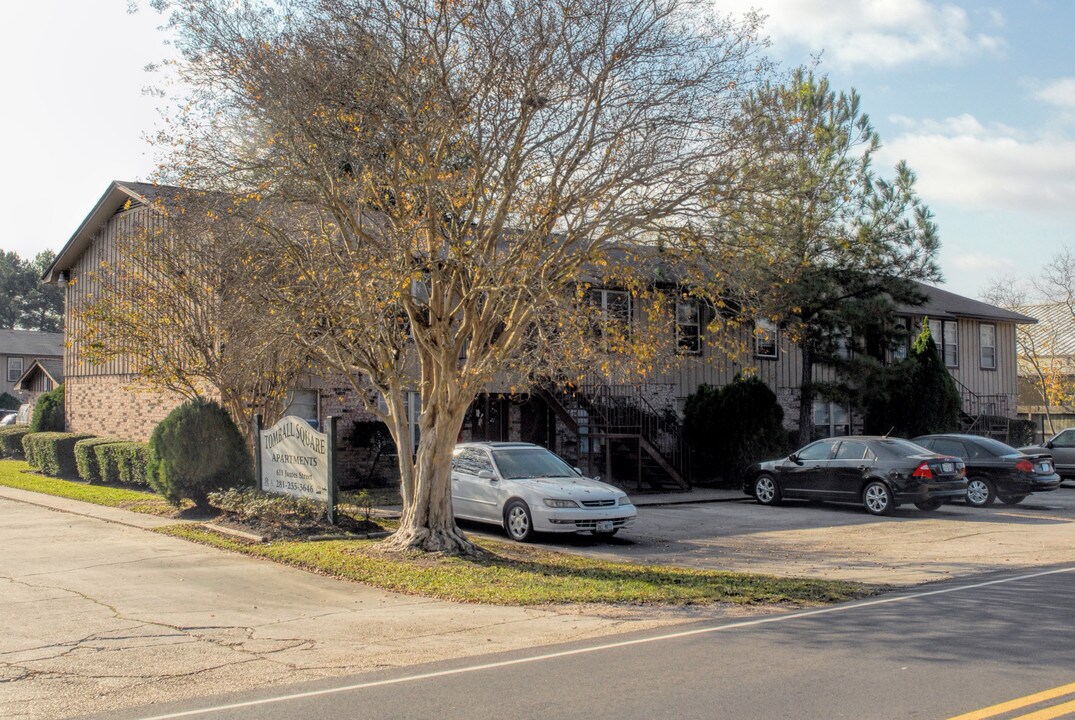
[717,0,1004,68]
[1030,77,1075,109]
[878,115,1075,214]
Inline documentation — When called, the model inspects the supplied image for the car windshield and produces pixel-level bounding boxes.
[491,448,577,480]
[874,438,934,458]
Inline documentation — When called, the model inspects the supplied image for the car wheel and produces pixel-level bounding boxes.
[998,494,1026,505]
[504,500,535,542]
[914,499,943,511]
[863,481,894,516]
[753,474,781,506]
[966,477,996,507]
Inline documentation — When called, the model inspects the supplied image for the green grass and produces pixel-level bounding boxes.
[0,459,182,515]
[159,524,879,607]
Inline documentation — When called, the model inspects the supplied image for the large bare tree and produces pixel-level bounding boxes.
[151,0,767,553]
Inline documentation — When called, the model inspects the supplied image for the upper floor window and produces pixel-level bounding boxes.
[928,319,959,367]
[7,357,22,383]
[753,319,778,359]
[675,299,702,355]
[283,389,320,428]
[979,323,996,370]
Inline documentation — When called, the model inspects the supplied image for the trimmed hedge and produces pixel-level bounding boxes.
[0,427,32,459]
[75,438,126,484]
[23,432,96,477]
[95,442,150,485]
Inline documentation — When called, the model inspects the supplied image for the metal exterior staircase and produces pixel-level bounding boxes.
[955,379,1013,442]
[538,377,691,492]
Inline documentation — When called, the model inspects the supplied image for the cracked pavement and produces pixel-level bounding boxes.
[0,496,705,720]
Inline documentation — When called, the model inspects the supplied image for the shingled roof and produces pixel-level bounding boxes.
[0,329,63,357]
[898,283,1038,325]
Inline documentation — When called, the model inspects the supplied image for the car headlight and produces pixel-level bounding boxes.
[543,498,579,508]
[618,496,633,506]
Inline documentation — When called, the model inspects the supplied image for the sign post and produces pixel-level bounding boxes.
[256,415,335,524]
[325,416,337,526]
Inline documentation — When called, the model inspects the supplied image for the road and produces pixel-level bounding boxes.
[101,565,1075,720]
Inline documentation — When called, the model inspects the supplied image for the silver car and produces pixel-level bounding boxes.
[450,442,637,542]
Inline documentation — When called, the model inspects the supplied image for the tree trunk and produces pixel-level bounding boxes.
[797,341,815,448]
[380,388,476,555]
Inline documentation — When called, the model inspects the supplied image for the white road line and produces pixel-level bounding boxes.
[134,566,1075,720]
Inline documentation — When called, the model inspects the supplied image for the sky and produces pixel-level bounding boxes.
[0,0,1072,301]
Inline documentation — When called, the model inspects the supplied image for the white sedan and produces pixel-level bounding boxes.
[451,442,637,542]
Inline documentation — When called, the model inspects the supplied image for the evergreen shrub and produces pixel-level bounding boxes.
[75,438,125,483]
[94,442,150,485]
[0,427,32,458]
[29,384,64,432]
[22,432,96,477]
[147,399,252,509]
[0,391,20,410]
[684,376,790,485]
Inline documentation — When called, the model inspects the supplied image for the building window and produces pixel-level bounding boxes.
[7,357,22,383]
[980,323,996,370]
[893,317,910,362]
[586,288,631,339]
[283,389,320,428]
[753,319,778,359]
[813,401,851,438]
[676,299,701,355]
[928,319,959,367]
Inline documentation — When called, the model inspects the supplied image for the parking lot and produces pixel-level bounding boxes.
[503,482,1075,585]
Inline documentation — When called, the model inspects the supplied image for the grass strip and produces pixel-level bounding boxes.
[0,460,180,515]
[158,523,880,607]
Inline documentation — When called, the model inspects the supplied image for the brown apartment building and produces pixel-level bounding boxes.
[44,181,1036,489]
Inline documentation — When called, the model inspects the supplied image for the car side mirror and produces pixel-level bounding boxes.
[478,470,497,481]
[789,453,801,465]
[573,467,584,476]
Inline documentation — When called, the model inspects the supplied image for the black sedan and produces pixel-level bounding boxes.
[744,436,967,516]
[913,434,1061,507]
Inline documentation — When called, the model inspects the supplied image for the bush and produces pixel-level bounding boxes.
[22,432,96,477]
[94,442,150,485]
[0,427,32,458]
[0,391,20,411]
[1008,417,1036,447]
[209,488,327,525]
[868,324,960,437]
[29,384,64,432]
[684,376,791,485]
[75,438,125,483]
[147,399,253,509]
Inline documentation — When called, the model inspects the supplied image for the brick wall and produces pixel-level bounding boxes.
[66,375,187,441]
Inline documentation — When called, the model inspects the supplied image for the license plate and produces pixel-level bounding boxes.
[1039,463,1052,473]
[941,462,954,473]
[595,520,614,532]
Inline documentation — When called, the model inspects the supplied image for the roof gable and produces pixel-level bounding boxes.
[43,181,175,283]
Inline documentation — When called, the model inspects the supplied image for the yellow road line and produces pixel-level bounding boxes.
[947,681,1075,719]
[1010,697,1075,720]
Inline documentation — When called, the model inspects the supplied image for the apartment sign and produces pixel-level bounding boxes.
[258,415,329,501]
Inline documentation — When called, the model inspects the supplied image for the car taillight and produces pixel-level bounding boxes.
[1015,459,1034,473]
[912,461,933,479]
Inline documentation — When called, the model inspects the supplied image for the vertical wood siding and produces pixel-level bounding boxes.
[65,206,161,379]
